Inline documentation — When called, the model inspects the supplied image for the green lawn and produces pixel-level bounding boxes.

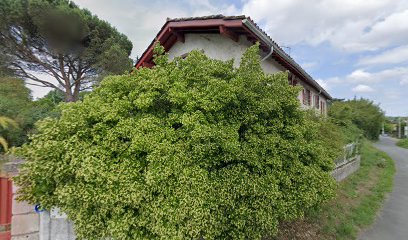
[397,138,408,149]
[276,140,395,240]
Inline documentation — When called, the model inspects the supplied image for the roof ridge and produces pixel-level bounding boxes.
[166,15,246,22]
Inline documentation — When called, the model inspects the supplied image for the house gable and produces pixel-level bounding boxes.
[135,15,331,113]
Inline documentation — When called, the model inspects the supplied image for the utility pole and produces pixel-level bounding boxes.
[398,117,401,139]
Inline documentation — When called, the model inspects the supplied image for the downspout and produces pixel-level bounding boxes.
[243,19,275,62]
[242,19,272,47]
[261,45,273,61]
[241,19,273,61]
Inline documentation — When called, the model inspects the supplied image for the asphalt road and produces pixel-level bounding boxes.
[359,136,408,240]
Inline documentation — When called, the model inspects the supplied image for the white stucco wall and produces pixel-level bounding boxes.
[167,33,328,114]
[168,33,285,73]
[168,34,247,66]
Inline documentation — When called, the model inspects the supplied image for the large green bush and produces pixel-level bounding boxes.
[15,45,336,239]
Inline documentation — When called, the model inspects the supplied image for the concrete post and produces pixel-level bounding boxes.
[39,209,75,240]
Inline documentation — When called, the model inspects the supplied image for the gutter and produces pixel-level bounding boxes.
[242,19,332,100]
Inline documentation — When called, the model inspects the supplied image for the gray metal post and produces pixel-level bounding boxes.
[398,118,401,139]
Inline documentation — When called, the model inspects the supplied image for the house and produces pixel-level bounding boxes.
[135,15,331,114]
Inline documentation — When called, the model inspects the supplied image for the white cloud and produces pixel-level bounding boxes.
[346,67,408,84]
[355,9,408,51]
[352,84,375,93]
[348,69,372,83]
[242,0,408,52]
[358,45,408,66]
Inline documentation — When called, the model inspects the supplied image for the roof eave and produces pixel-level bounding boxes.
[242,19,332,100]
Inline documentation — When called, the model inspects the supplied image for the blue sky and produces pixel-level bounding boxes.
[28,0,408,116]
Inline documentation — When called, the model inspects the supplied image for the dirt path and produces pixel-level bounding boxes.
[359,136,408,240]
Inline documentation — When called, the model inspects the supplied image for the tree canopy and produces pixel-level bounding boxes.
[329,98,385,140]
[0,0,133,102]
[15,45,337,239]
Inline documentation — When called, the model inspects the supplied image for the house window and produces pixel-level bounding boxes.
[320,101,325,114]
[315,95,320,109]
[303,89,311,105]
[302,89,306,105]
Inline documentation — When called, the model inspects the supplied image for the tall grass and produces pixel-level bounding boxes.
[397,139,408,149]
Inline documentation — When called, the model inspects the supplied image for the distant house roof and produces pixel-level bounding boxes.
[135,15,331,99]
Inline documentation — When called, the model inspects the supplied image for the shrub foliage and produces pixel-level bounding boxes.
[15,45,336,239]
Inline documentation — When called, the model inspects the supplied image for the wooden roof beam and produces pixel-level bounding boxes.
[168,27,185,43]
[219,25,239,42]
[141,62,154,68]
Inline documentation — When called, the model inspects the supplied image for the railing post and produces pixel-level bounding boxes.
[0,177,12,240]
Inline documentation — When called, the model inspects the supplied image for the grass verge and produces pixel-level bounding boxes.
[396,138,408,149]
[276,140,396,240]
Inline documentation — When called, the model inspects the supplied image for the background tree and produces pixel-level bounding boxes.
[329,98,385,140]
[0,77,64,149]
[0,0,133,102]
[383,118,397,136]
[0,77,32,147]
[0,116,17,151]
[15,45,337,239]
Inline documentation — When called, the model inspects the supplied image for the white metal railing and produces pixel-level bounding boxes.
[334,142,359,167]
